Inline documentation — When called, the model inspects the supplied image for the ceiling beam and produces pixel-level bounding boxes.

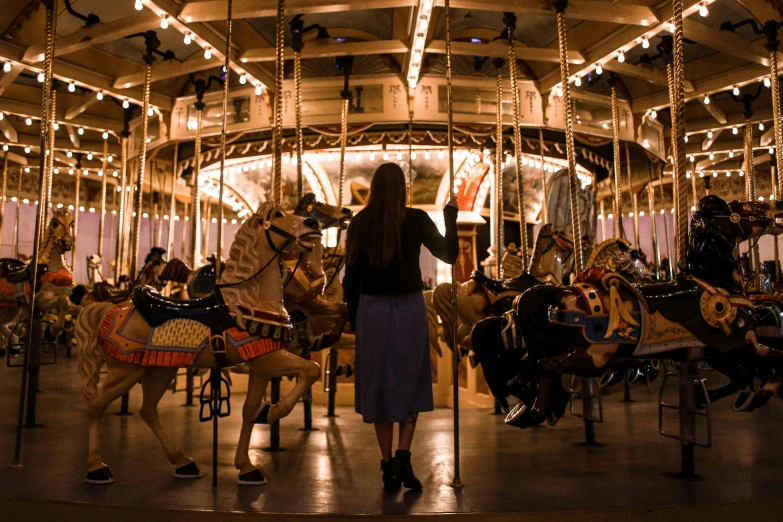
[65,97,100,121]
[179,0,416,22]
[435,0,657,25]
[66,125,80,149]
[0,96,123,133]
[22,12,161,63]
[144,0,277,89]
[0,64,22,97]
[699,97,727,124]
[632,64,771,113]
[114,55,218,89]
[601,61,693,91]
[425,40,585,64]
[685,107,773,135]
[539,0,703,94]
[0,119,17,143]
[682,19,781,67]
[241,39,409,63]
[701,128,722,151]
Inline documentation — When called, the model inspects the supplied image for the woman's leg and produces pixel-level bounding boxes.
[397,413,418,451]
[374,422,394,461]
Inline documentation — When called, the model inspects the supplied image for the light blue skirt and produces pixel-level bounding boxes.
[354,292,434,423]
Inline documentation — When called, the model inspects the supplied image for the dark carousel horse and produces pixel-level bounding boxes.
[472,195,783,426]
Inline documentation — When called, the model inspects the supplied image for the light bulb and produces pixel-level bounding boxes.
[684,135,689,143]
[0,112,3,121]
[617,50,625,63]
[733,86,739,96]
[134,0,143,10]
[369,152,375,161]
[68,82,76,92]
[765,77,771,88]
[2,62,10,72]
[184,32,192,45]
[642,36,649,49]
[77,127,84,135]
[690,155,695,162]
[255,85,263,96]
[707,130,713,138]
[108,155,113,162]
[397,152,403,160]
[438,151,444,159]
[383,152,389,161]
[771,147,776,154]
[732,126,739,135]
[160,15,168,29]
[25,117,32,126]
[699,3,709,17]
[37,72,44,82]
[709,152,714,160]
[147,107,154,116]
[703,94,710,105]
[87,153,93,160]
[669,22,675,33]
[595,64,603,75]
[66,150,72,158]
[102,131,109,140]
[760,122,765,131]
[712,171,717,177]
[650,110,657,119]
[555,85,563,97]
[24,147,31,154]
[96,91,104,100]
[204,47,212,59]
[239,74,247,85]
[424,151,431,159]
[122,99,130,109]
[1,145,6,151]
[729,151,734,158]
[740,170,745,177]
[574,75,582,87]
[411,152,417,160]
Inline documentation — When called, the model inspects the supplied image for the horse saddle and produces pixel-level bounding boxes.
[472,270,535,295]
[638,275,699,323]
[0,258,47,286]
[132,286,235,332]
[190,264,216,299]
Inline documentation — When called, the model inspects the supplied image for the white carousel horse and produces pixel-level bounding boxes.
[75,202,323,486]
[86,254,104,286]
[0,209,79,349]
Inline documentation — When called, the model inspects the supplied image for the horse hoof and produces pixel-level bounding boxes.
[85,466,114,485]
[253,402,271,424]
[174,462,202,479]
[238,469,267,486]
[733,390,755,412]
[504,403,539,429]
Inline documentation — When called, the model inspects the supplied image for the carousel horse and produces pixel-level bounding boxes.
[472,195,783,429]
[87,254,105,286]
[75,201,324,485]
[0,209,78,349]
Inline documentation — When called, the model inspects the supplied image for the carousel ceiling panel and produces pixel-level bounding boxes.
[245,10,396,47]
[54,0,139,35]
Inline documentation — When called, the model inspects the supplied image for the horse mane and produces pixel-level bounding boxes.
[221,201,277,284]
[686,197,738,292]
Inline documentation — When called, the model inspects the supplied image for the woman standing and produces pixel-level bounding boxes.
[344,163,458,492]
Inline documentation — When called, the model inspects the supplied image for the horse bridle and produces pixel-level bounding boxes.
[216,207,322,290]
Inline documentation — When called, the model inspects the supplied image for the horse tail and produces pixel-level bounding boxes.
[432,282,454,349]
[76,302,113,402]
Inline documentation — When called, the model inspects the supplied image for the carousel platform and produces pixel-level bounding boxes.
[1,357,783,521]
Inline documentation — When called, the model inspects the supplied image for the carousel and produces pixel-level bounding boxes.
[1,0,783,520]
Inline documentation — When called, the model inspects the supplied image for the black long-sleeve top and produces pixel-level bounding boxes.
[343,206,459,330]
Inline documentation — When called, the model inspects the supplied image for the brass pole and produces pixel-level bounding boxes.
[494,58,504,277]
[671,0,689,271]
[14,0,57,467]
[744,119,761,291]
[338,96,349,206]
[191,106,203,268]
[115,136,128,282]
[129,61,152,279]
[42,88,56,233]
[769,47,783,198]
[295,47,304,199]
[773,166,780,284]
[666,62,679,265]
[0,150,7,249]
[657,164,674,280]
[12,168,21,259]
[647,183,661,280]
[609,75,624,238]
[505,12,529,269]
[73,165,80,267]
[599,199,606,241]
[408,118,413,206]
[98,140,108,259]
[625,144,638,247]
[166,144,178,259]
[271,0,285,204]
[181,201,189,260]
[444,0,463,489]
[216,0,232,281]
[539,128,547,224]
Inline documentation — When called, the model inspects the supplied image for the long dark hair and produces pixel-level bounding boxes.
[347,163,407,268]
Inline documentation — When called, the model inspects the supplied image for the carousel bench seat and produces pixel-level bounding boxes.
[132,285,235,331]
[471,270,535,295]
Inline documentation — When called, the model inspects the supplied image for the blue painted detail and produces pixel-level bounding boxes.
[548,309,641,343]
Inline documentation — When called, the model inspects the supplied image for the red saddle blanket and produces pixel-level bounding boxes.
[0,268,74,306]
[97,302,284,367]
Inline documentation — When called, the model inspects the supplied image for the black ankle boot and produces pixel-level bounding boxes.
[392,450,422,491]
[381,459,401,491]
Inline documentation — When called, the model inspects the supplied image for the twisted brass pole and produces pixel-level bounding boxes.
[599,199,606,240]
[191,106,203,267]
[73,163,81,267]
[444,0,462,489]
[539,128,547,224]
[671,0,688,270]
[773,166,779,282]
[647,183,660,280]
[666,62,680,265]
[166,144,178,259]
[494,59,504,277]
[295,47,304,199]
[115,136,128,282]
[505,13,529,269]
[626,144,639,247]
[216,0,233,281]
[770,50,783,197]
[338,96,349,206]
[42,89,56,229]
[129,63,152,279]
[12,168,20,259]
[0,150,7,248]
[609,76,624,238]
[15,0,57,466]
[98,140,108,259]
[745,119,761,291]
[272,0,285,205]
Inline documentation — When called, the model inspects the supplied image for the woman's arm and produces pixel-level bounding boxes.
[420,205,459,264]
[342,222,361,331]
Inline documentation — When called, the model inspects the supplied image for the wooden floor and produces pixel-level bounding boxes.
[1,355,783,521]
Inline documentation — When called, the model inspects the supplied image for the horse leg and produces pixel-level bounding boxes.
[139,367,200,478]
[85,361,146,484]
[233,369,270,484]
[247,349,320,425]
